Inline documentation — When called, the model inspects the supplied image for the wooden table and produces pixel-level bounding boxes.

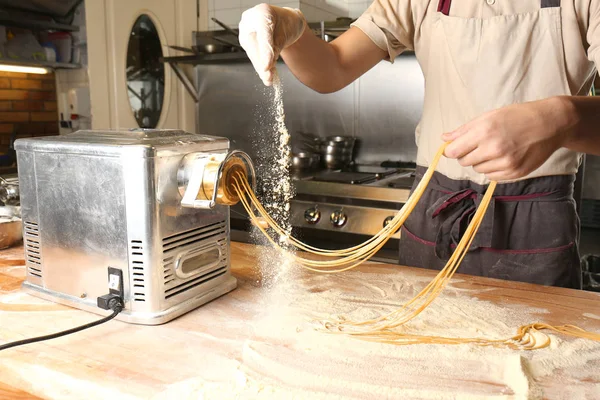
[1,242,599,399]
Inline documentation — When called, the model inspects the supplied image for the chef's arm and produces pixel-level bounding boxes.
[280,27,387,93]
[558,95,600,155]
[239,4,386,91]
[443,95,600,182]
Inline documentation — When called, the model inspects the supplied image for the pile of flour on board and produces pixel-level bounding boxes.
[151,269,600,400]
[250,71,295,288]
[241,270,600,399]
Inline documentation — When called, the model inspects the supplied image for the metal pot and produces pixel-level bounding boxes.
[323,33,338,42]
[291,152,321,170]
[324,135,355,149]
[0,205,22,249]
[193,43,231,54]
[318,136,356,169]
[323,145,353,156]
[0,219,22,249]
[323,154,352,170]
[193,30,239,54]
[0,175,19,205]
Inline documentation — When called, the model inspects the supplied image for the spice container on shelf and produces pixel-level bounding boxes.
[46,32,72,63]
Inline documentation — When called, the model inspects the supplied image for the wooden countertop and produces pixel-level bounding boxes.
[1,242,599,399]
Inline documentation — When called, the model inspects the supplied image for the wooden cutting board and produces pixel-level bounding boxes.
[1,242,599,399]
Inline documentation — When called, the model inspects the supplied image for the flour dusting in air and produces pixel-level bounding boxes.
[250,71,295,288]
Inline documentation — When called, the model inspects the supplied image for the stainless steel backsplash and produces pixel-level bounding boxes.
[195,53,424,164]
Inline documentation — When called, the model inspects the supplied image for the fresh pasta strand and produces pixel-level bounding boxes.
[231,143,600,350]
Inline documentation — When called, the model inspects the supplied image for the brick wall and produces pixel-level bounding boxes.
[0,71,58,154]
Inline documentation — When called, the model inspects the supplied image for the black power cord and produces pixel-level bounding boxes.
[0,296,123,352]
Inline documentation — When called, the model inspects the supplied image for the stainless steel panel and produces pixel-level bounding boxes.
[35,152,129,307]
[291,200,401,238]
[194,54,423,164]
[122,154,158,313]
[356,56,424,164]
[14,129,230,158]
[195,62,356,160]
[15,150,42,287]
[293,180,411,203]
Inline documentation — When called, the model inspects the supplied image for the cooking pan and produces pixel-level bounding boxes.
[194,30,241,54]
[291,152,321,170]
[211,17,239,37]
[0,206,21,249]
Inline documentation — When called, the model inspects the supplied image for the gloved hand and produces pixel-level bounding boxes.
[239,4,307,86]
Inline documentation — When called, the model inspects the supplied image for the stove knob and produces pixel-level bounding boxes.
[383,216,395,228]
[304,207,321,224]
[330,210,347,228]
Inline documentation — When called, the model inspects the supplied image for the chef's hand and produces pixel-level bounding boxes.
[239,4,307,86]
[442,99,574,181]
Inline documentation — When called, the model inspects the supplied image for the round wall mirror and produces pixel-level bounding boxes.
[126,15,165,128]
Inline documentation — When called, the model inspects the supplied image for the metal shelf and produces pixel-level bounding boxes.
[0,13,79,32]
[0,58,81,69]
[161,52,249,66]
[162,52,249,103]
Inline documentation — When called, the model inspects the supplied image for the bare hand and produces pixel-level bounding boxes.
[442,99,572,181]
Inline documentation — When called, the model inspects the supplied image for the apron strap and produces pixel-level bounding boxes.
[437,0,452,16]
[541,0,560,7]
[426,189,495,259]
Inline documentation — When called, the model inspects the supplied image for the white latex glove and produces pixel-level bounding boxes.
[239,4,307,86]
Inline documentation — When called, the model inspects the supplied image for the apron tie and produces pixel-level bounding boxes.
[426,188,495,259]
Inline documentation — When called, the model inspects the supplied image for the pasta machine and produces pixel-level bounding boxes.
[14,129,255,325]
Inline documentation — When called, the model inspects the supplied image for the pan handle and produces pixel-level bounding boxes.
[211,17,239,38]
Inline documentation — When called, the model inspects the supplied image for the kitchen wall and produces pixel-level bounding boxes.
[345,1,371,18]
[207,0,370,29]
[55,68,91,133]
[0,71,58,153]
[194,54,423,164]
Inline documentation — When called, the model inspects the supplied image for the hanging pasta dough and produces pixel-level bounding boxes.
[230,143,600,350]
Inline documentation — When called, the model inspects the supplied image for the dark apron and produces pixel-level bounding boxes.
[398,167,582,289]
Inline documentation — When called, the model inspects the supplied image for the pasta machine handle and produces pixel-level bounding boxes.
[180,155,213,209]
[179,150,256,209]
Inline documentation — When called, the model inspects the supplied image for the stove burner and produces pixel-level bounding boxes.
[386,172,416,189]
[381,160,417,169]
[313,171,377,185]
[344,165,398,179]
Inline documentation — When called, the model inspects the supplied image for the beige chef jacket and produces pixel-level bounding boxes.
[352,0,599,184]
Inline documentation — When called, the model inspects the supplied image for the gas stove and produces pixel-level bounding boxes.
[291,163,415,233]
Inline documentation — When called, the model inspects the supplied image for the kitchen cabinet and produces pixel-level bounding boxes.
[85,0,206,132]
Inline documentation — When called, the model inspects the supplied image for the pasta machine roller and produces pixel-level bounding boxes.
[15,129,255,325]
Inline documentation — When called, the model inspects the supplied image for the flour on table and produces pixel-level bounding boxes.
[239,268,600,400]
[583,313,600,321]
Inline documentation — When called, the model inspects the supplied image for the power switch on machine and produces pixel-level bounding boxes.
[97,267,124,311]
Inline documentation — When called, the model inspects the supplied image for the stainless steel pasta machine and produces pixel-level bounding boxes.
[14,129,255,325]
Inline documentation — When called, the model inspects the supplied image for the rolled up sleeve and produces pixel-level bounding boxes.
[587,1,600,68]
[351,0,416,62]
